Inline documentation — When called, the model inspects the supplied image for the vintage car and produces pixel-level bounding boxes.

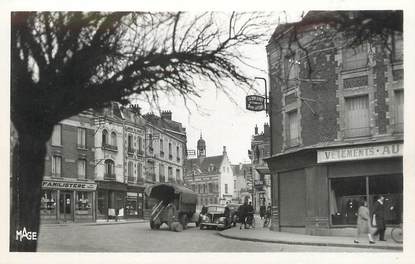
[199,204,232,230]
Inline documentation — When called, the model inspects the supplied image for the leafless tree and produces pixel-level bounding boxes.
[10,11,274,251]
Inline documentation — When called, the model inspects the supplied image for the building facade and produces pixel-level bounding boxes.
[184,135,234,208]
[265,11,403,235]
[94,103,127,220]
[231,163,252,204]
[249,124,271,213]
[122,106,146,219]
[41,112,97,224]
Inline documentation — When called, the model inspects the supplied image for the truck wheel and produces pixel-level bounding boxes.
[175,223,184,232]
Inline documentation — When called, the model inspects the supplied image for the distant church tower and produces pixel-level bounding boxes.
[197,133,206,158]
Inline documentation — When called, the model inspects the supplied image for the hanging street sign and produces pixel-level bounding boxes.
[246,95,265,112]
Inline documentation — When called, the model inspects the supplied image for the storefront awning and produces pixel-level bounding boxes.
[255,167,270,175]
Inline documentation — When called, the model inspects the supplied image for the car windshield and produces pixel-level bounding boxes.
[207,206,225,213]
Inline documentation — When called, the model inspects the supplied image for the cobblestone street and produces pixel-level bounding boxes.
[37,222,388,252]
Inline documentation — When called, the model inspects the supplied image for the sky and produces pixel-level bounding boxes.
[136,11,305,164]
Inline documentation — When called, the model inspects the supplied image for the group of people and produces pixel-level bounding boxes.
[237,201,255,229]
[354,195,391,244]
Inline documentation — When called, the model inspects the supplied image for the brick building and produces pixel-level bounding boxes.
[41,111,97,223]
[265,11,403,235]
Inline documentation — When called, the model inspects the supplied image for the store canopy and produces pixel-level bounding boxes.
[145,183,197,204]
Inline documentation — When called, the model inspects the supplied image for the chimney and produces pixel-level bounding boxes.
[254,125,258,135]
[223,146,227,155]
[161,110,172,120]
[130,104,141,115]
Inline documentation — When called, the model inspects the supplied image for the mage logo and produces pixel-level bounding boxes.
[16,227,37,242]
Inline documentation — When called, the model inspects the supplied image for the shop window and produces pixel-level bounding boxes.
[97,190,106,218]
[286,110,300,147]
[51,124,62,146]
[330,175,403,226]
[52,155,62,177]
[330,177,366,225]
[344,95,370,137]
[40,190,57,218]
[368,175,403,225]
[75,191,92,218]
[394,90,404,133]
[77,159,86,179]
[342,44,368,70]
[77,127,87,149]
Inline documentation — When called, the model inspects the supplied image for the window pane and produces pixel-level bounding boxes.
[395,90,404,132]
[51,125,61,146]
[78,159,86,178]
[40,190,57,219]
[286,110,299,146]
[345,96,370,137]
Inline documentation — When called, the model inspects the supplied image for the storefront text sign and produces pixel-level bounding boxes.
[42,180,97,191]
[317,143,403,163]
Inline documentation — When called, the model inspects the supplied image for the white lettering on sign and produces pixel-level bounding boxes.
[16,227,37,241]
[317,143,403,163]
[42,180,97,191]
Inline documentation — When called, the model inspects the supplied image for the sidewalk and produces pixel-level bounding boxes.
[41,218,148,227]
[219,225,402,251]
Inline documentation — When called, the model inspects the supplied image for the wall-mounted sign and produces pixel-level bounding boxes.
[246,95,265,111]
[42,180,97,191]
[317,143,403,163]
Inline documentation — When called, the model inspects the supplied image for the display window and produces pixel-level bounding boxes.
[40,190,57,217]
[75,191,93,216]
[330,174,403,226]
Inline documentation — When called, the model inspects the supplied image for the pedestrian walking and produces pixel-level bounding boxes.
[372,195,387,241]
[354,199,375,244]
[259,204,266,219]
[239,201,247,229]
[246,201,255,228]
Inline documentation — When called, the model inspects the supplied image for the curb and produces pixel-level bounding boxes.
[218,232,402,251]
[41,220,148,227]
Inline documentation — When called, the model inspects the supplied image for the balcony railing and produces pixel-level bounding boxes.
[102,143,118,152]
[104,173,116,180]
[127,147,135,154]
[343,127,371,138]
[127,176,136,183]
[392,123,404,134]
[285,137,300,148]
[76,143,87,150]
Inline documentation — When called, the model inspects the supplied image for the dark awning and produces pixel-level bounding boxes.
[145,183,197,204]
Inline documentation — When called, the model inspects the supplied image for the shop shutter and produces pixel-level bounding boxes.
[279,169,306,227]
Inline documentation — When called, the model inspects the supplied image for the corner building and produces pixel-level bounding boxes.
[265,11,403,235]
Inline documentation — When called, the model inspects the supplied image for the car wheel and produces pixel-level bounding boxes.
[150,220,155,230]
[180,214,188,230]
[195,221,200,227]
[199,224,204,230]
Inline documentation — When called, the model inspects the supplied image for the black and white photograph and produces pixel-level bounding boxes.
[4,0,414,263]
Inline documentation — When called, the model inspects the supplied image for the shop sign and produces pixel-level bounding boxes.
[42,180,97,191]
[246,95,265,111]
[317,143,403,163]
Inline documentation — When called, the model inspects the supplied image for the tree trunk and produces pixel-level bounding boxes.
[10,131,48,252]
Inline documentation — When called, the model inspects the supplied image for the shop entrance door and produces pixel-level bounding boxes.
[59,191,73,222]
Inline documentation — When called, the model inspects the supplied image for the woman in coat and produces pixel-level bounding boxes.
[354,199,375,244]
